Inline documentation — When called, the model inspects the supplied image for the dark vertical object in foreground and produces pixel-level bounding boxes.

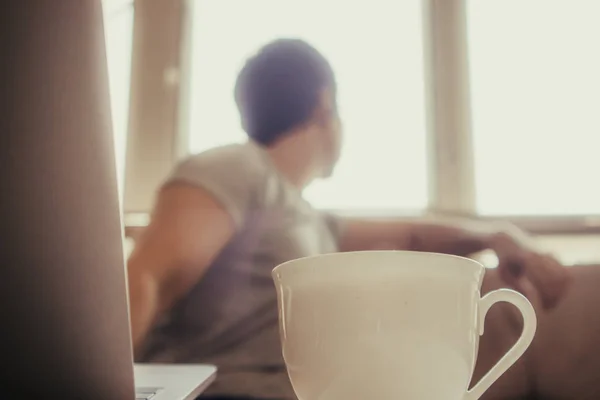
[0,1,135,399]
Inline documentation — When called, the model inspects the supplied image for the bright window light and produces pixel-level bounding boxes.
[468,0,600,215]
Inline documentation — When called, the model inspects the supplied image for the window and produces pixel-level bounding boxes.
[188,0,428,211]
[468,0,600,216]
[102,0,135,199]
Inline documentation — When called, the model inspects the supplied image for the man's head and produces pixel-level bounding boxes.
[234,39,342,178]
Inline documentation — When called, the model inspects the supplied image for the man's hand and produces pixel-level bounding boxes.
[490,227,571,309]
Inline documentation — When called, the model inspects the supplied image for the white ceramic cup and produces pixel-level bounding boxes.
[272,251,536,400]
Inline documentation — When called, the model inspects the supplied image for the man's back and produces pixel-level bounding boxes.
[137,142,340,398]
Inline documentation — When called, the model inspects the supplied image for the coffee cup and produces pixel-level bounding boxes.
[272,251,536,400]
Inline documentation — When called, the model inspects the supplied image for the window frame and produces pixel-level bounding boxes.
[102,0,135,199]
[121,0,600,235]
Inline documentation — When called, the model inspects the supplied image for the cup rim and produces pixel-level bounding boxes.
[272,250,483,277]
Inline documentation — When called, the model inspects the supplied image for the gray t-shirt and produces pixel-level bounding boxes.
[137,142,340,399]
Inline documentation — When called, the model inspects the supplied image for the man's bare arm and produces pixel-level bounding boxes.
[127,183,235,352]
[337,217,499,256]
[337,217,570,308]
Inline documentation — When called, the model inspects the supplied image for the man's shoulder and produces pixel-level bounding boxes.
[176,142,267,181]
[184,142,262,167]
[165,142,271,226]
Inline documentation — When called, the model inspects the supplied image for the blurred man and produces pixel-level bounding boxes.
[127,39,570,399]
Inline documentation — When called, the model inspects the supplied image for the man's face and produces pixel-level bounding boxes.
[316,88,343,178]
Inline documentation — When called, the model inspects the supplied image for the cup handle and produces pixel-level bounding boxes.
[465,289,537,400]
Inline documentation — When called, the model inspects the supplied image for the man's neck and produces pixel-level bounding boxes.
[263,132,320,189]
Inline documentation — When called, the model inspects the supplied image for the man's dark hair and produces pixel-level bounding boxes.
[234,38,336,146]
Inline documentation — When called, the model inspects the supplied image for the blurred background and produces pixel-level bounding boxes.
[102,0,600,265]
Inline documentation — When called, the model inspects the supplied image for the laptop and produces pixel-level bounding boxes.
[0,1,215,399]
